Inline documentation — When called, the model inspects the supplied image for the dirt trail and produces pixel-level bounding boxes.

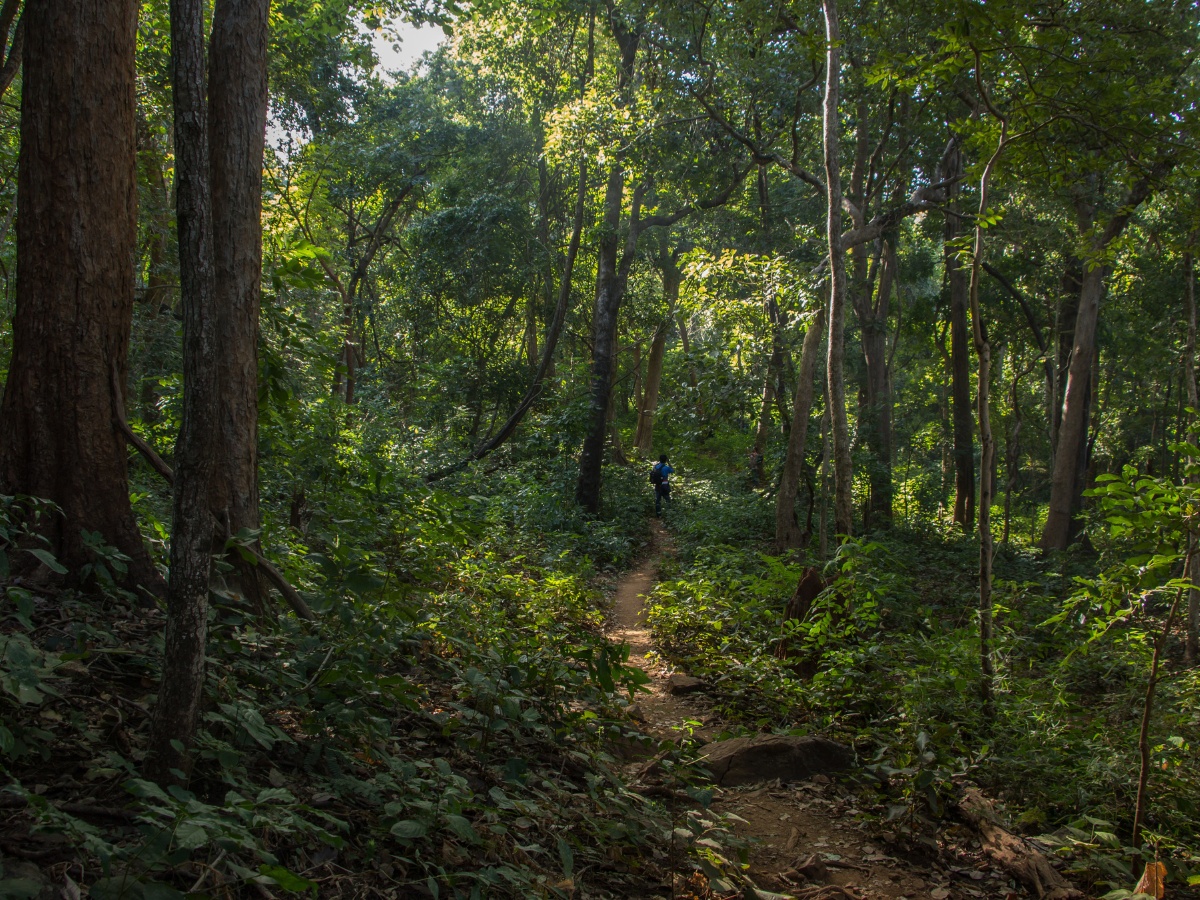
[607,522,1021,900]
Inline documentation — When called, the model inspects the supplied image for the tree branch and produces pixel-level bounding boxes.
[111,368,315,621]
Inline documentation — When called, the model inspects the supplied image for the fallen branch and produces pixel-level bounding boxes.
[112,367,315,621]
[957,788,1082,899]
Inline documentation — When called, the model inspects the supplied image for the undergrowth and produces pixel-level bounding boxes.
[646,473,1200,893]
[0,462,710,899]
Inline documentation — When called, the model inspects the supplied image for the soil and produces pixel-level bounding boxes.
[605,521,1031,900]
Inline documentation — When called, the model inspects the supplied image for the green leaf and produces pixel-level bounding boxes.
[24,548,66,575]
[390,819,427,839]
[258,865,317,894]
[444,814,480,844]
[557,836,574,878]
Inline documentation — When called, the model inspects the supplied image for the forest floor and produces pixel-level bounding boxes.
[606,521,1036,900]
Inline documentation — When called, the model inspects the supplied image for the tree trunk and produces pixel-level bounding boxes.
[968,107,1007,722]
[576,165,628,513]
[677,311,704,419]
[147,0,219,784]
[1041,265,1103,550]
[1041,162,1173,551]
[0,0,160,592]
[1184,250,1199,664]
[1003,363,1024,547]
[628,273,676,453]
[208,0,269,592]
[821,0,853,538]
[775,307,826,550]
[819,401,831,559]
[630,341,643,417]
[753,353,779,465]
[0,5,23,100]
[944,146,975,532]
[856,239,896,531]
[575,12,639,514]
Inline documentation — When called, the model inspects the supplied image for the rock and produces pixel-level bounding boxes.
[795,853,829,882]
[700,734,853,786]
[666,674,706,695]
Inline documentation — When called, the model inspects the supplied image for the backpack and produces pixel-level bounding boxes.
[649,463,664,486]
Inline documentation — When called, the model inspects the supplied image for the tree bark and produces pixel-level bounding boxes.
[633,254,676,455]
[753,344,780,470]
[820,0,853,538]
[1041,162,1173,551]
[208,0,269,592]
[677,311,704,418]
[576,165,630,513]
[575,10,639,514]
[147,0,219,785]
[775,307,826,550]
[1184,250,1199,664]
[966,83,1007,722]
[854,238,896,530]
[0,7,23,100]
[944,144,975,532]
[0,0,160,592]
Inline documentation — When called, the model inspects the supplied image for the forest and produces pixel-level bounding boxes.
[0,0,1197,897]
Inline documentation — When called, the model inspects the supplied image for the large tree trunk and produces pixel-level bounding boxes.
[576,166,627,513]
[1041,163,1172,551]
[208,0,269,591]
[944,146,975,532]
[821,0,853,538]
[1041,264,1103,550]
[775,307,826,550]
[576,14,639,514]
[148,0,220,784]
[0,0,160,592]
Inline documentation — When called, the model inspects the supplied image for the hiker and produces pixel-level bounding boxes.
[650,454,674,516]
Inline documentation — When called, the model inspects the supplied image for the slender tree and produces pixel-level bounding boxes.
[967,58,1011,721]
[775,306,826,550]
[944,141,976,531]
[820,0,853,538]
[1184,248,1199,664]
[147,0,220,783]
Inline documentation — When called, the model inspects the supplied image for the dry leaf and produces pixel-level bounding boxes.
[1135,861,1167,900]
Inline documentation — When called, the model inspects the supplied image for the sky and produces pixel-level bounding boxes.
[372,19,449,76]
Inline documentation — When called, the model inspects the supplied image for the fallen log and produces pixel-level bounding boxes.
[957,788,1083,900]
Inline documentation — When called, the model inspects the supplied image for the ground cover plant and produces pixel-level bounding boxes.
[1,0,1199,896]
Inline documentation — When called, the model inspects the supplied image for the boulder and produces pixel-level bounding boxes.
[666,674,706,695]
[700,734,852,786]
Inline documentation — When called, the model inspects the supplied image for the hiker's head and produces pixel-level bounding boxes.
[659,454,668,463]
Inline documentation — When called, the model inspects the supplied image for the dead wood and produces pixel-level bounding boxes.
[957,788,1083,899]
